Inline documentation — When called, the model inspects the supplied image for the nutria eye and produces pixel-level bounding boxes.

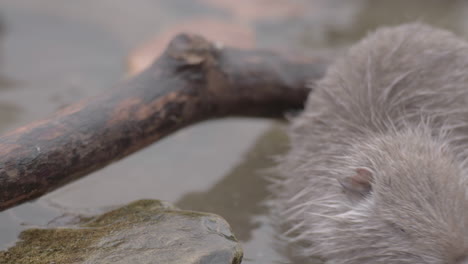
[388,222,406,234]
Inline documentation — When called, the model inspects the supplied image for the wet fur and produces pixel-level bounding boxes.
[273,23,468,263]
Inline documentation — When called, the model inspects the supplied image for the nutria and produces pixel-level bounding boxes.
[273,23,468,263]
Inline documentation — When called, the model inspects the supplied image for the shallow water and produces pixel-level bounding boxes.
[1,0,468,263]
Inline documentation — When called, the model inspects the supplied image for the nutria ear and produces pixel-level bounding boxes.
[338,168,373,197]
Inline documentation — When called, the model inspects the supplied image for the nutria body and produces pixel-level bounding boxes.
[273,23,468,263]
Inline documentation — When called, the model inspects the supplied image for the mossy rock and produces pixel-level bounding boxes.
[0,200,243,264]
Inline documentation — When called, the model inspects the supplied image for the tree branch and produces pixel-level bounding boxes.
[0,33,330,211]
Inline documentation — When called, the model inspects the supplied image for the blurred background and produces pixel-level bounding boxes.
[0,0,467,263]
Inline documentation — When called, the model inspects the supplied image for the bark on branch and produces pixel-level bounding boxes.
[0,34,330,211]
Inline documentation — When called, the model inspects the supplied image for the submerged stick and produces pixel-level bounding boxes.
[0,34,329,211]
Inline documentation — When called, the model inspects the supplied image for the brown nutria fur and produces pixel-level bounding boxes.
[273,23,468,263]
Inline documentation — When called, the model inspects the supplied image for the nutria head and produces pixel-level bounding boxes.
[273,23,468,263]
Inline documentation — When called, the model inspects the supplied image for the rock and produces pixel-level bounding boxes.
[198,0,305,21]
[0,200,243,264]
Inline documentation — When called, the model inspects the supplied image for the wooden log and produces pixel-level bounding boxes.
[0,33,330,211]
